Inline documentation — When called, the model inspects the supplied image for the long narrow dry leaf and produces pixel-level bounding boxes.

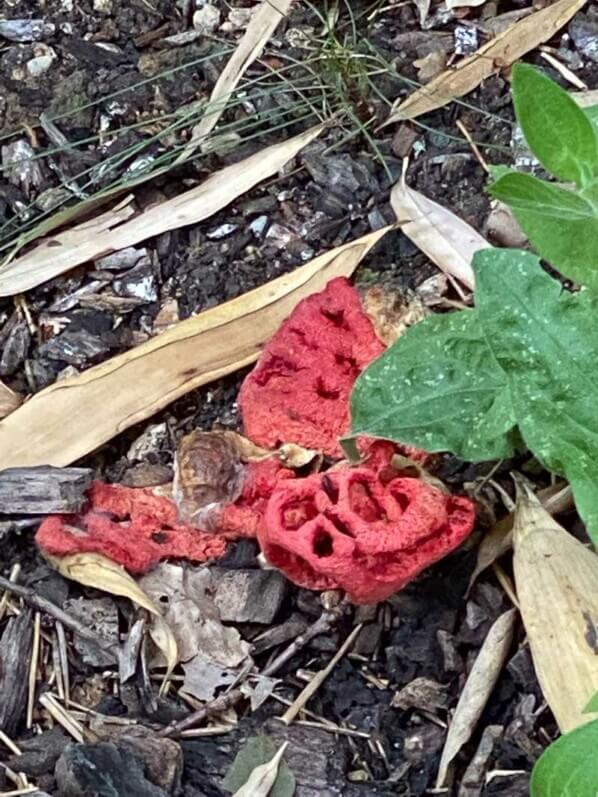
[0,227,391,469]
[436,608,517,788]
[46,552,161,615]
[233,742,289,797]
[391,170,488,289]
[468,483,573,593]
[0,125,323,297]
[386,0,587,122]
[177,0,294,164]
[513,488,598,733]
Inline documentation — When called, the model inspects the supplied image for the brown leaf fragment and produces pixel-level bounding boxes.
[173,430,266,524]
[513,488,598,732]
[0,227,391,469]
[386,0,588,122]
[46,552,161,615]
[360,284,429,347]
[436,608,517,788]
[0,379,23,419]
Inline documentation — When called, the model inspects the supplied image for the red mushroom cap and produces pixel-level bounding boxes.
[259,466,475,604]
[238,277,385,458]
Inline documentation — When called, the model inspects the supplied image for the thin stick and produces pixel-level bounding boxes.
[38,693,93,743]
[0,565,21,623]
[159,602,346,737]
[0,576,117,654]
[0,730,22,756]
[56,622,70,707]
[281,624,362,724]
[26,614,41,728]
[456,119,489,174]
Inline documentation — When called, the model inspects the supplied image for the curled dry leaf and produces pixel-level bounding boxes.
[139,563,251,701]
[0,380,23,420]
[391,169,488,290]
[513,488,598,733]
[0,125,323,297]
[233,742,290,797]
[0,226,392,469]
[386,0,587,122]
[436,608,517,788]
[276,443,319,469]
[46,552,161,615]
[177,0,295,163]
[360,283,429,347]
[173,430,268,524]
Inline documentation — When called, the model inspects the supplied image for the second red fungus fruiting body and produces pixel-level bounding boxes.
[259,467,475,604]
[238,277,385,457]
[36,481,227,573]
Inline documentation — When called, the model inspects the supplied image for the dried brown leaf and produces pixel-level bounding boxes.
[173,430,268,524]
[46,552,161,615]
[513,488,598,733]
[391,171,488,289]
[0,380,23,420]
[177,0,295,163]
[386,0,587,122]
[468,483,573,593]
[0,226,391,469]
[0,125,322,297]
[360,283,429,347]
[436,608,517,787]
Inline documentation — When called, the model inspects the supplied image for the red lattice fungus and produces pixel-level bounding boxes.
[259,466,475,604]
[238,277,385,457]
[36,481,227,573]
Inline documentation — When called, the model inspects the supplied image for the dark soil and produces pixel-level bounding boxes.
[1,1,596,795]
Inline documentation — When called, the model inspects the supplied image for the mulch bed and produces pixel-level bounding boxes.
[1,0,596,794]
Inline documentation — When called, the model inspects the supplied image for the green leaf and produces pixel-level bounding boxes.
[474,247,598,541]
[512,63,598,187]
[530,719,598,797]
[583,691,598,714]
[222,736,295,797]
[349,309,518,461]
[489,171,598,289]
[583,104,598,137]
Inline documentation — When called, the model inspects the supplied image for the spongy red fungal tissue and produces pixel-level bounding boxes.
[36,481,228,573]
[215,459,295,538]
[259,466,475,604]
[238,277,385,457]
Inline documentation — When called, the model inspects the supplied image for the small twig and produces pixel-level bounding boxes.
[0,576,117,654]
[456,119,489,174]
[280,624,362,724]
[0,730,22,756]
[26,613,41,728]
[0,565,21,623]
[159,601,346,737]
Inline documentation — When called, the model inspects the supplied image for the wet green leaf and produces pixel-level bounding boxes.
[512,63,598,186]
[531,720,598,797]
[350,307,518,461]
